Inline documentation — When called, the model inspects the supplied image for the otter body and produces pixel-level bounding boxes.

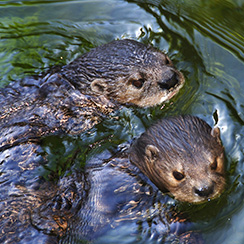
[0,116,225,243]
[0,39,185,243]
[0,39,184,151]
[66,115,224,240]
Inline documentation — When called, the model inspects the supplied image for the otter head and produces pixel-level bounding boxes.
[130,115,225,203]
[71,39,184,107]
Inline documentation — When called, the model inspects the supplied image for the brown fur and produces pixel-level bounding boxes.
[0,39,184,150]
[130,115,225,203]
[61,39,185,107]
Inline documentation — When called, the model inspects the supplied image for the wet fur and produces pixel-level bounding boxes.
[130,115,225,203]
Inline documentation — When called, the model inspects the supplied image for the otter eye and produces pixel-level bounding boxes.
[132,79,144,89]
[210,159,218,170]
[173,171,185,181]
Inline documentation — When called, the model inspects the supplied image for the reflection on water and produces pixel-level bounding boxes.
[0,0,244,243]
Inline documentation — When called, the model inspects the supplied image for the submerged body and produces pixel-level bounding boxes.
[0,115,225,243]
[0,39,185,243]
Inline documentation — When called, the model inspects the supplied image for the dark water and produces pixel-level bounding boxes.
[0,0,244,243]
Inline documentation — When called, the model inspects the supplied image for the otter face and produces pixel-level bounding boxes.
[89,39,184,107]
[148,144,225,203]
[130,115,226,203]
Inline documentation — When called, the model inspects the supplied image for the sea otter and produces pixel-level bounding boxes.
[0,39,184,151]
[0,39,185,243]
[62,115,224,242]
[0,115,225,243]
[129,115,225,203]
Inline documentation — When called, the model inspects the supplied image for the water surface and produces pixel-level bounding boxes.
[0,0,244,243]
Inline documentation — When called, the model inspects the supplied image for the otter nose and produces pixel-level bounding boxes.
[158,70,179,90]
[194,184,214,198]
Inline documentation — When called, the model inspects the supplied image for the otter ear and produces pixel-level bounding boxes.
[91,79,107,94]
[145,145,160,163]
[211,126,222,144]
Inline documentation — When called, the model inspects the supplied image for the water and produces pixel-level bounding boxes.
[0,0,244,243]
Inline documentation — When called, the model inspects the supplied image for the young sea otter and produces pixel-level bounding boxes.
[0,39,184,151]
[29,115,225,243]
[129,115,225,203]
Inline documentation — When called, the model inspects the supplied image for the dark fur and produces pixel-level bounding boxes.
[0,115,224,243]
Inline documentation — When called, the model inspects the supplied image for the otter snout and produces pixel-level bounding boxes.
[158,69,179,90]
[194,182,215,198]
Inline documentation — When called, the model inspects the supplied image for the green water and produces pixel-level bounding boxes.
[0,0,244,243]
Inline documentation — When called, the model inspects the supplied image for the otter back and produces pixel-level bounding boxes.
[1,116,223,243]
